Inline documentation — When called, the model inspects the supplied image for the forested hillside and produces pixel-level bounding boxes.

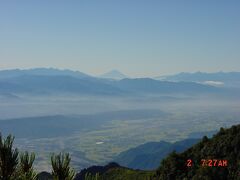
[154,124,240,179]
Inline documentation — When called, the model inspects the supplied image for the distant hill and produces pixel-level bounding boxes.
[156,72,240,88]
[0,109,167,138]
[74,162,153,180]
[75,162,121,180]
[75,124,240,179]
[99,70,128,80]
[114,139,200,170]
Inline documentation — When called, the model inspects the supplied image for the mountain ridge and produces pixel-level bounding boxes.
[0,68,91,79]
[0,69,222,96]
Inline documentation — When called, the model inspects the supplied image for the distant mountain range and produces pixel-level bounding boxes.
[156,71,240,88]
[0,68,90,79]
[0,74,123,95]
[0,68,225,96]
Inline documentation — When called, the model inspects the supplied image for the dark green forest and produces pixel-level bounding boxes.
[1,124,240,180]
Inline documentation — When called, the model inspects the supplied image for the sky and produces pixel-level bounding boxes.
[0,0,240,77]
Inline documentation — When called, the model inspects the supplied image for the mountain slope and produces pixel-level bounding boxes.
[114,139,200,170]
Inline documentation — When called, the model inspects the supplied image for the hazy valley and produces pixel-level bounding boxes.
[0,68,240,173]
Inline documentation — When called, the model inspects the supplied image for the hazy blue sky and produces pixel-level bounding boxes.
[0,0,240,77]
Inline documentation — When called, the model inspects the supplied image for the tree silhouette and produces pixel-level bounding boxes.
[0,134,19,180]
[51,153,75,180]
[18,151,37,180]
